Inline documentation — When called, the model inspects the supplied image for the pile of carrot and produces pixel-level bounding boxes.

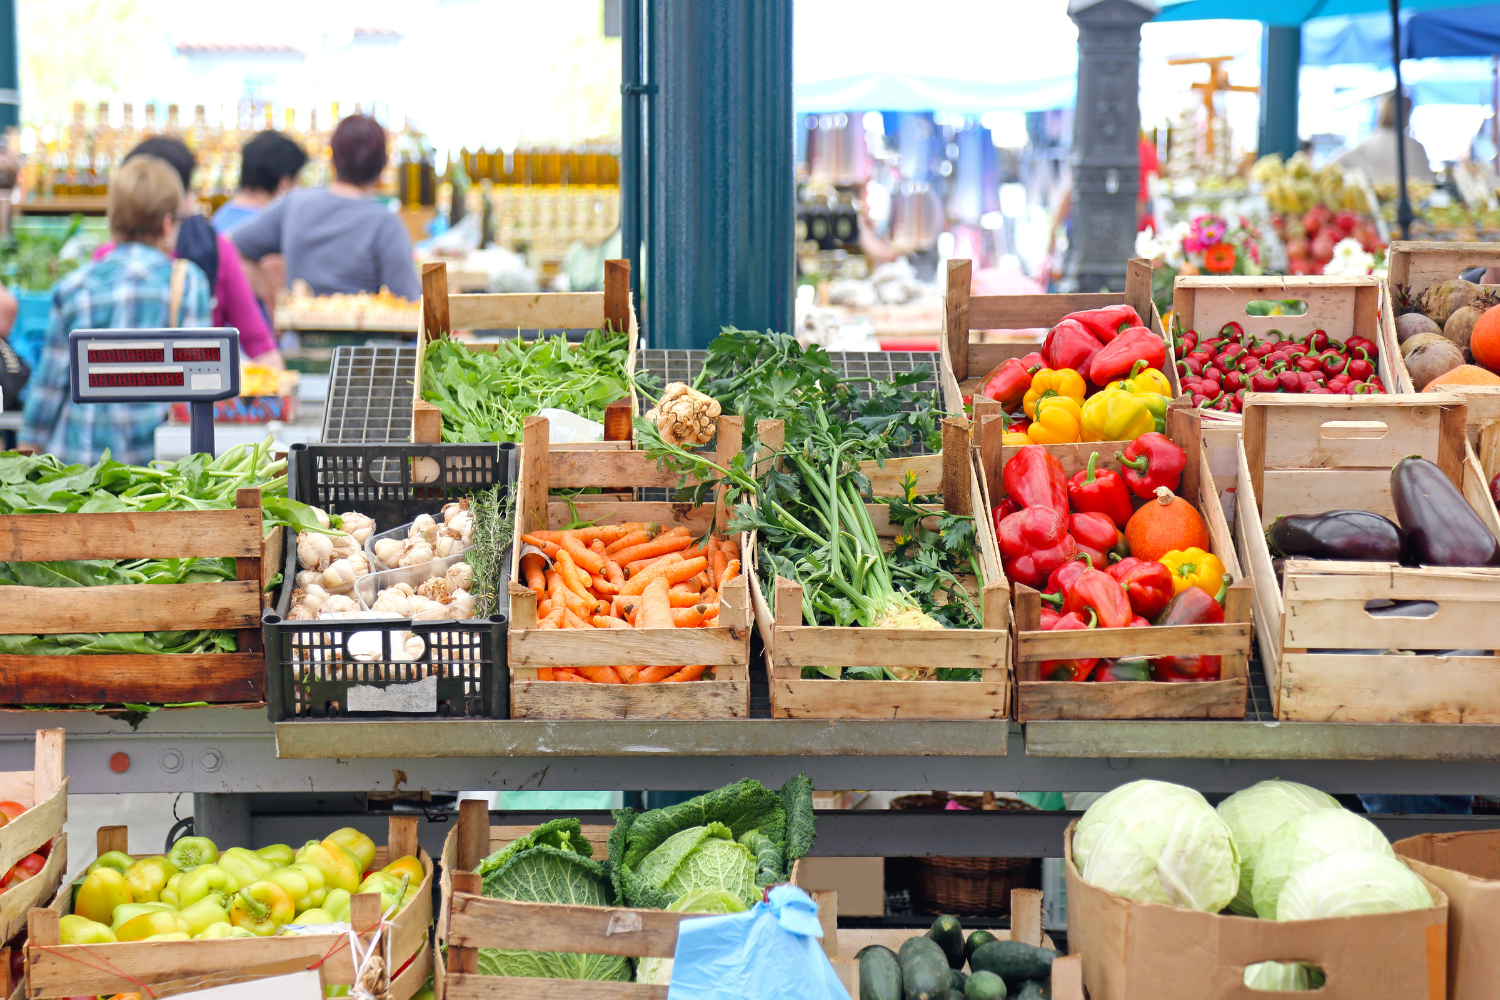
[518,522,741,684]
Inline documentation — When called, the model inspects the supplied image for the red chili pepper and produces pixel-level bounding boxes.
[1108,556,1175,619]
[1276,368,1303,392]
[1219,321,1244,342]
[1347,350,1375,382]
[1202,365,1224,382]
[1176,329,1198,356]
[1345,335,1378,358]
[1346,379,1375,394]
[1149,579,1230,681]
[1189,350,1212,366]
[1249,367,1281,393]
[1319,350,1347,377]
[1178,357,1203,377]
[978,357,1039,408]
[1041,553,1094,607]
[1240,354,1262,372]
[997,506,1078,588]
[1062,304,1142,344]
[1198,378,1222,397]
[1063,566,1134,629]
[1066,452,1135,529]
[1230,389,1246,412]
[1303,329,1331,352]
[1128,615,1151,628]
[1491,471,1500,508]
[1069,511,1123,566]
[1003,444,1069,514]
[1249,341,1277,358]
[1087,327,1167,387]
[1115,432,1186,499]
[1223,371,1244,391]
[1040,608,1100,681]
[1293,355,1322,373]
[1042,317,1104,373]
[1211,394,1233,412]
[1368,376,1386,391]
[1327,374,1351,392]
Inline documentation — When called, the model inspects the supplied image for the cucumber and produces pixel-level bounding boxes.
[949,969,968,991]
[946,992,967,1000]
[855,945,903,1000]
[969,940,1057,984]
[1015,981,1050,1000]
[965,970,1008,999]
[928,915,966,969]
[899,936,953,1000]
[964,929,999,966]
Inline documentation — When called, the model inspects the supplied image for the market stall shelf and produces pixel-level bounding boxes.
[1236,392,1500,723]
[411,259,638,449]
[1385,240,1500,395]
[749,417,1012,721]
[506,415,752,720]
[24,816,433,999]
[985,408,1252,722]
[0,490,277,707]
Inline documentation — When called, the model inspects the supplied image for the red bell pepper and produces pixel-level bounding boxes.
[1041,553,1094,607]
[1107,556,1175,619]
[1062,304,1142,344]
[1069,511,1125,567]
[1148,581,1229,681]
[1128,615,1151,627]
[998,506,1078,588]
[1063,567,1133,629]
[1094,657,1151,681]
[1114,432,1187,499]
[1003,444,1069,514]
[1066,452,1134,529]
[1041,608,1099,681]
[1042,317,1104,373]
[1087,327,1167,387]
[978,354,1044,408]
[1039,605,1061,630]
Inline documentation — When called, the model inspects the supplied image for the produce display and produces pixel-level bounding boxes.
[856,915,1060,1000]
[1075,778,1435,992]
[470,776,812,983]
[64,827,422,943]
[1252,153,1387,276]
[1392,278,1500,390]
[420,327,632,444]
[970,305,1172,445]
[1173,321,1386,410]
[516,523,739,682]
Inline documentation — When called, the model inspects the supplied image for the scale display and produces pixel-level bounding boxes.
[69,329,240,404]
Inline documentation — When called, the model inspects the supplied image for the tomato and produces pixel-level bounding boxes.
[0,801,27,821]
[1,852,44,889]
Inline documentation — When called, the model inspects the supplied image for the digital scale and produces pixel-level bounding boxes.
[69,328,241,455]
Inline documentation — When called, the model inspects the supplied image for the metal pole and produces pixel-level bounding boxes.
[1492,55,1498,178]
[620,0,645,340]
[0,0,16,132]
[1257,25,1300,160]
[189,401,215,456]
[1390,0,1415,237]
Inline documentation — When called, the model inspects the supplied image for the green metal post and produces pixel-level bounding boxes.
[0,0,17,131]
[1257,25,1300,160]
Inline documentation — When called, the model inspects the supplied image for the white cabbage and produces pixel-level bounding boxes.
[1218,779,1341,915]
[1275,848,1433,920]
[1252,809,1393,919]
[1244,961,1325,991]
[1073,780,1212,871]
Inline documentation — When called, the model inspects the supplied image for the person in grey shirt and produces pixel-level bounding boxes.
[234,114,420,301]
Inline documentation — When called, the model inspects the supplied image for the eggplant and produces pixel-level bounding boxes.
[1266,509,1404,562]
[1391,456,1500,567]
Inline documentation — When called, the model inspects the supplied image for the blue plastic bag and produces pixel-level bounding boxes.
[667,884,850,1000]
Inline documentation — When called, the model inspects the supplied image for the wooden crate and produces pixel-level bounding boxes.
[411,259,639,448]
[939,257,1172,454]
[1236,392,1500,723]
[506,414,752,720]
[0,731,67,957]
[0,490,280,707]
[979,408,1252,721]
[434,801,849,1000]
[1385,240,1500,395]
[749,417,1012,720]
[25,816,434,999]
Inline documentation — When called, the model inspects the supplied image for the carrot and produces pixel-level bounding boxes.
[719,540,740,562]
[520,535,562,559]
[621,556,709,597]
[590,538,607,555]
[563,608,594,629]
[591,614,633,629]
[555,550,596,603]
[554,669,590,683]
[602,558,625,588]
[637,577,675,629]
[523,530,566,544]
[634,664,676,683]
[672,605,708,628]
[605,526,658,555]
[537,599,553,619]
[551,575,598,620]
[625,550,683,578]
[612,595,641,619]
[536,605,564,629]
[689,571,710,592]
[692,603,719,625]
[522,553,548,596]
[615,664,642,683]
[537,667,555,680]
[561,532,606,574]
[710,550,728,589]
[719,559,741,588]
[669,585,703,608]
[577,665,624,684]
[612,532,692,568]
[662,665,708,682]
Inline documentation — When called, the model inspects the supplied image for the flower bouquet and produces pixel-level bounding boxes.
[1138,214,1264,316]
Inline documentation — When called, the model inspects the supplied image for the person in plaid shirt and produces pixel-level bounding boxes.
[19,155,210,465]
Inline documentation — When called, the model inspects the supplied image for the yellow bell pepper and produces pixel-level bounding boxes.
[115,909,189,942]
[1002,431,1032,446]
[123,856,178,904]
[382,855,425,888]
[1026,394,1083,445]
[1159,548,1227,597]
[75,867,133,925]
[59,914,116,944]
[1080,385,1155,442]
[1022,368,1086,420]
[324,828,377,873]
[1105,360,1173,433]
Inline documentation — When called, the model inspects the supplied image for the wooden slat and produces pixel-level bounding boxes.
[941,418,972,516]
[0,827,63,945]
[0,775,64,881]
[1017,679,1248,722]
[603,259,631,334]
[510,625,748,668]
[421,261,450,341]
[447,896,687,957]
[445,974,664,1000]
[449,292,605,331]
[520,417,549,535]
[944,259,971,380]
[968,292,1119,331]
[509,679,750,720]
[412,400,443,444]
[1278,652,1500,723]
[1016,622,1252,661]
[0,653,264,703]
[1388,240,1500,294]
[457,801,489,873]
[0,580,259,634]
[548,449,690,490]
[768,678,1009,720]
[0,508,261,561]
[772,625,1009,670]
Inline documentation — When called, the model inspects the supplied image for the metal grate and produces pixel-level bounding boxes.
[322,346,419,444]
[1246,656,1274,721]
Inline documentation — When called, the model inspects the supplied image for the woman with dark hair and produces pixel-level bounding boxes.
[214,130,308,235]
[233,115,419,301]
[92,135,282,368]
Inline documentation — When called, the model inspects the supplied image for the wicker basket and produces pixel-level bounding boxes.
[890,792,1039,915]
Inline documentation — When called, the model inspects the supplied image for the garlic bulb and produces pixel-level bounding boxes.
[398,540,435,567]
[410,514,439,543]
[417,577,454,604]
[442,501,466,523]
[435,534,463,559]
[310,506,332,529]
[320,594,359,615]
[449,588,476,618]
[322,559,357,592]
[409,596,445,620]
[446,512,473,539]
[295,569,323,589]
[392,582,416,597]
[401,634,427,660]
[446,562,474,592]
[372,590,412,617]
[346,551,370,576]
[373,538,404,567]
[340,512,376,544]
[286,604,314,621]
[330,532,360,559]
[298,584,330,613]
[297,532,336,571]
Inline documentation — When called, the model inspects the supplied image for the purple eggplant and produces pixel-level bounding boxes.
[1391,456,1500,567]
[1266,509,1404,562]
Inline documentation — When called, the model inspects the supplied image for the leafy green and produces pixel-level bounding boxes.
[610,775,815,910]
[635,823,759,908]
[474,818,630,983]
[0,217,85,290]
[421,329,631,443]
[0,630,236,655]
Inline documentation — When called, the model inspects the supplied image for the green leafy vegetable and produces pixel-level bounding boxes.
[635,823,759,908]
[0,216,86,290]
[421,330,630,443]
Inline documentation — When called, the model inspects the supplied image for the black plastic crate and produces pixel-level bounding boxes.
[264,442,516,722]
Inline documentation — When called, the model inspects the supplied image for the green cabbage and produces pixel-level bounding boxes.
[1217,779,1341,915]
[1275,848,1433,920]
[636,822,759,907]
[636,889,748,986]
[1075,779,1240,912]
[473,818,630,982]
[1252,809,1393,919]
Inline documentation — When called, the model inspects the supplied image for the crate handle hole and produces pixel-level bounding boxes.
[1242,961,1326,991]
[1319,420,1389,440]
[412,457,441,484]
[1242,299,1308,317]
[1363,599,1438,620]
